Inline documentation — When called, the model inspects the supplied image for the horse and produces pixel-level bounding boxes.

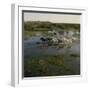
[62,37,72,48]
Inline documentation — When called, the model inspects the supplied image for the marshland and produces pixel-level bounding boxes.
[24,21,80,77]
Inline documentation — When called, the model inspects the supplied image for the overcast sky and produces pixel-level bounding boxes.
[24,12,80,24]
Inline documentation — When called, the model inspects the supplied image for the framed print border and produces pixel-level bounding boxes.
[11,4,87,87]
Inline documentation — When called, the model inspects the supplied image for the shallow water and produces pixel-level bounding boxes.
[24,36,80,59]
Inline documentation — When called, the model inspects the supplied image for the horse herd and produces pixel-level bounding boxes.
[37,35,77,48]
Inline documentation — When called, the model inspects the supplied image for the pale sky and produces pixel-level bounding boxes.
[24,12,81,24]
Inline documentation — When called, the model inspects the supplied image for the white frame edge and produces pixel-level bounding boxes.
[11,4,87,87]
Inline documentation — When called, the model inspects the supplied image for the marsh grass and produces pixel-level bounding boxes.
[24,55,80,77]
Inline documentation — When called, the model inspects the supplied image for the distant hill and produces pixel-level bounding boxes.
[24,21,80,32]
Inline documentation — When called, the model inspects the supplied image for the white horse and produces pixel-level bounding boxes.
[52,37,58,43]
[62,37,72,48]
[72,37,77,41]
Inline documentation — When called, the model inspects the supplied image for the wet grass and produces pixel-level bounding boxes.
[24,31,37,38]
[24,54,80,77]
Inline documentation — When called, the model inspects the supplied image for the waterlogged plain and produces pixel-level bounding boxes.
[24,21,80,77]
